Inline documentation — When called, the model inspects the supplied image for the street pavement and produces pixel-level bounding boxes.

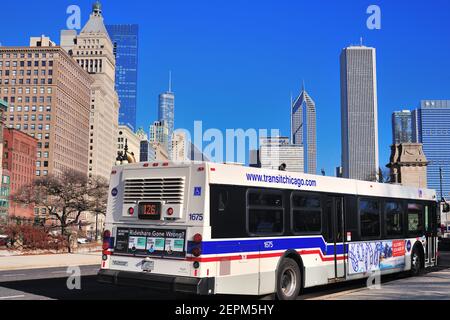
[0,252,101,271]
[0,251,448,300]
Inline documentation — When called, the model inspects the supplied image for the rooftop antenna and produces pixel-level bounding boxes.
[168,71,172,93]
[302,79,306,92]
[360,37,364,46]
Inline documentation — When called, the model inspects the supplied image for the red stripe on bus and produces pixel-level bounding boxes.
[187,250,346,263]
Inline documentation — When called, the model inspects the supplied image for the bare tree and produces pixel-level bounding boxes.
[14,170,108,252]
[87,175,109,241]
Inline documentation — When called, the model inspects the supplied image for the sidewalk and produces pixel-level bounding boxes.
[0,252,102,271]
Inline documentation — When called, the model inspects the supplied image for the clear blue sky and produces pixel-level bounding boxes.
[1,0,449,175]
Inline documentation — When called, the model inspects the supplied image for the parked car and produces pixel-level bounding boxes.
[77,238,89,244]
[0,235,8,247]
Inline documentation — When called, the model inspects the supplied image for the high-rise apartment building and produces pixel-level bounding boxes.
[258,137,304,173]
[415,100,450,199]
[340,45,379,181]
[392,110,415,145]
[0,39,93,178]
[106,24,139,131]
[2,128,37,219]
[149,120,169,152]
[292,85,317,174]
[61,1,120,179]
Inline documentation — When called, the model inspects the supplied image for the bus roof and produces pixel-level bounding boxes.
[115,161,437,202]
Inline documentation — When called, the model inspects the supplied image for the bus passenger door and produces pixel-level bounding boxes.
[327,196,346,281]
[425,204,437,267]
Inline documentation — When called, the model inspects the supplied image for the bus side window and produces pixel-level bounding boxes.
[407,203,424,237]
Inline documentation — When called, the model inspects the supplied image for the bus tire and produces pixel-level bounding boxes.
[410,245,423,276]
[276,258,301,301]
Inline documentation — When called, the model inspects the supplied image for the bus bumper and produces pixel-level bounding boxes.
[97,269,215,295]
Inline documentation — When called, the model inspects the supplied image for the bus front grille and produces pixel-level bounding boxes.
[123,178,185,205]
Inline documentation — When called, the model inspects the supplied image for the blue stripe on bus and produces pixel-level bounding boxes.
[188,236,346,256]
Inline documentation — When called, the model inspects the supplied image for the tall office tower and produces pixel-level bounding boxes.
[340,45,379,181]
[158,74,175,155]
[392,110,414,144]
[171,131,188,162]
[258,137,304,173]
[415,100,450,199]
[106,24,139,131]
[292,85,317,174]
[61,1,120,179]
[0,38,92,178]
[149,120,169,152]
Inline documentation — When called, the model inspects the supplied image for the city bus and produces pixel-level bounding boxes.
[98,162,439,300]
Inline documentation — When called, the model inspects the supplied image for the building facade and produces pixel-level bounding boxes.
[117,125,140,163]
[2,128,37,218]
[61,1,120,179]
[415,100,450,199]
[292,86,317,174]
[387,143,428,189]
[340,45,379,181]
[171,131,188,162]
[258,137,304,173]
[140,140,156,162]
[106,24,139,131]
[0,42,92,178]
[392,110,415,145]
[149,120,169,152]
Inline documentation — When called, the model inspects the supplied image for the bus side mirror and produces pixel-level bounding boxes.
[443,203,450,213]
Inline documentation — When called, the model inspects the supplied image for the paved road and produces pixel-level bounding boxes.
[0,252,449,300]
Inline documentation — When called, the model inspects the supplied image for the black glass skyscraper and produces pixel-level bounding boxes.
[106,24,139,131]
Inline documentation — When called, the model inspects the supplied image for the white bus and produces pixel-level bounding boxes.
[98,162,439,300]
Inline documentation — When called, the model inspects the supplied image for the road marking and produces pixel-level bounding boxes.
[0,295,26,300]
[1,274,26,277]
[51,271,67,274]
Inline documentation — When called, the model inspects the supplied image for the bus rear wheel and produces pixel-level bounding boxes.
[410,247,423,276]
[276,258,301,300]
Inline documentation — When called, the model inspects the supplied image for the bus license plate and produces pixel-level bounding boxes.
[142,261,154,272]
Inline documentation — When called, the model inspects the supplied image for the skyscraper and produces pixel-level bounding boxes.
[392,110,414,145]
[292,85,317,174]
[106,24,139,131]
[159,74,175,155]
[0,37,93,178]
[415,100,450,199]
[61,1,120,179]
[340,45,379,181]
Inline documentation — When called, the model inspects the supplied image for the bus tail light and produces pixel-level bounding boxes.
[128,207,135,216]
[103,230,112,254]
[167,207,174,216]
[193,233,203,244]
[192,247,202,257]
